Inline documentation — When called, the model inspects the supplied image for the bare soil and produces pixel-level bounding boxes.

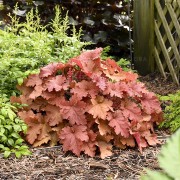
[0,73,179,180]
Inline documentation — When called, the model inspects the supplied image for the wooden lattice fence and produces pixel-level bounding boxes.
[134,0,180,85]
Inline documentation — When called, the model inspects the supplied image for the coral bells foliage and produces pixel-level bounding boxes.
[11,48,163,158]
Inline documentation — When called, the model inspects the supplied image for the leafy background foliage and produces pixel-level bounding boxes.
[0,94,31,158]
[159,90,180,132]
[0,0,133,59]
[141,129,180,180]
[11,48,163,158]
[0,5,88,96]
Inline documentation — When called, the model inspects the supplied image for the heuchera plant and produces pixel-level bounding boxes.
[11,48,163,158]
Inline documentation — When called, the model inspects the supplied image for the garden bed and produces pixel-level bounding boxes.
[0,73,178,180]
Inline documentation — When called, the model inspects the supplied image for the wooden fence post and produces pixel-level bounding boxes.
[134,0,155,75]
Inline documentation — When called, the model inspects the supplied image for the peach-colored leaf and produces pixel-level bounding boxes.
[33,136,51,147]
[95,119,111,136]
[98,141,112,159]
[88,96,113,120]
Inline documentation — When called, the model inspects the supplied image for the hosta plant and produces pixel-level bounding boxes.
[0,94,31,158]
[11,48,163,158]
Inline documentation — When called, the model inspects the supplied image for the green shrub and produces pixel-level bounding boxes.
[141,129,180,180]
[0,94,31,158]
[0,5,89,96]
[159,90,180,132]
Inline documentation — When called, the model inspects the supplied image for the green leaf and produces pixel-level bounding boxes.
[0,144,5,149]
[15,151,22,158]
[20,149,32,156]
[7,138,14,146]
[0,127,5,134]
[4,150,11,158]
[17,78,24,85]
[13,125,21,132]
[0,115,5,120]
[18,145,29,150]
[4,125,12,131]
[158,130,180,179]
[21,125,27,133]
[141,170,170,180]
[11,132,20,139]
[1,108,7,117]
[15,138,24,145]
[1,136,7,142]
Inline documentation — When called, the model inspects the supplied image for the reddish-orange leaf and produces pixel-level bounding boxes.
[39,62,59,78]
[91,75,107,91]
[71,80,98,99]
[59,95,87,125]
[126,82,148,97]
[103,82,124,98]
[29,97,48,111]
[133,132,148,153]
[43,105,63,126]
[141,92,162,114]
[18,111,43,144]
[107,110,130,137]
[142,131,159,146]
[70,48,102,75]
[29,85,44,99]
[121,100,142,121]
[82,130,97,157]
[45,75,69,92]
[26,74,42,87]
[59,125,89,156]
[17,84,33,97]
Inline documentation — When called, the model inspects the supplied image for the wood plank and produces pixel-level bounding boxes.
[133,0,155,75]
[155,4,180,58]
[155,21,179,85]
[166,2,180,39]
[155,0,180,69]
[177,0,180,9]
[154,47,167,78]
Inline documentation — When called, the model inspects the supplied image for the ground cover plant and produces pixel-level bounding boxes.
[0,94,31,158]
[141,128,180,180]
[0,5,88,96]
[11,48,163,158]
[159,90,180,132]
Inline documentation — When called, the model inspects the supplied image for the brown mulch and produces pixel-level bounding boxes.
[0,73,179,180]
